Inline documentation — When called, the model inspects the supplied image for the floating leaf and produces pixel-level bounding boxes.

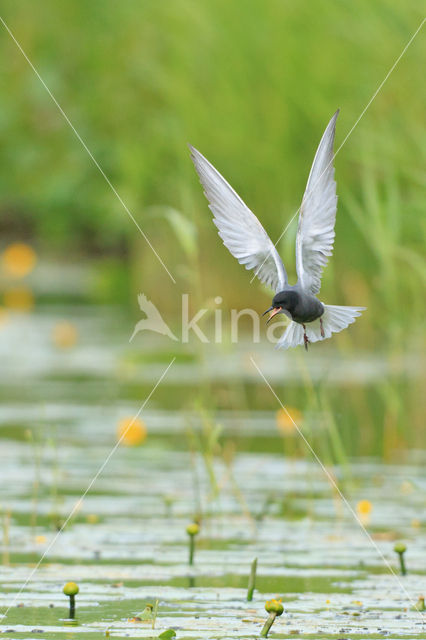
[158,629,176,639]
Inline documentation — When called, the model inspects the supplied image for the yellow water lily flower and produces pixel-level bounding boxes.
[356,499,372,524]
[117,417,147,446]
[52,321,78,349]
[276,407,302,434]
[265,598,284,614]
[86,514,99,524]
[356,499,372,515]
[2,243,37,278]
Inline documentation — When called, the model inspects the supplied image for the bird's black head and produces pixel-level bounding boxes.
[272,290,299,312]
[262,289,299,322]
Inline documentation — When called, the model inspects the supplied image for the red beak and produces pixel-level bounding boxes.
[267,307,282,323]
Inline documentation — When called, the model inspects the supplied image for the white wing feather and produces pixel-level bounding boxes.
[295,111,339,295]
[190,145,287,292]
[276,304,365,349]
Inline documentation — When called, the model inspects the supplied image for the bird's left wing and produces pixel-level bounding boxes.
[295,110,339,296]
[190,145,287,292]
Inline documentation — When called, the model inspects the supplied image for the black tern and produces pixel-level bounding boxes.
[189,110,365,350]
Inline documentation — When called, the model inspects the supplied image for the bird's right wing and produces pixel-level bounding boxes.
[295,111,339,296]
[190,145,287,292]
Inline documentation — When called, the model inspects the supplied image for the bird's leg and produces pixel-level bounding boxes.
[302,324,309,351]
[320,317,325,338]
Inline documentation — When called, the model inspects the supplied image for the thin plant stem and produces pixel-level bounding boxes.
[398,553,407,576]
[152,599,159,629]
[247,557,257,601]
[260,613,276,637]
[69,594,75,619]
[189,535,195,565]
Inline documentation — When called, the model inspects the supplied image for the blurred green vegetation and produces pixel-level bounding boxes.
[0,0,424,346]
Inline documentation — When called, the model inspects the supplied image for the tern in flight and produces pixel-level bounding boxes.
[189,110,365,350]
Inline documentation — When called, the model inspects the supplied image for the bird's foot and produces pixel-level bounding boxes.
[320,317,325,338]
[303,325,310,351]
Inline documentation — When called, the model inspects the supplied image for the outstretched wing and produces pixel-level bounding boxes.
[190,145,287,292]
[295,111,339,295]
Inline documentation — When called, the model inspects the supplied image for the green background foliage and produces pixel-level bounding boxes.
[0,1,424,343]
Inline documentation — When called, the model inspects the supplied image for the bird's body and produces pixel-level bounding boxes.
[189,110,365,349]
[272,286,324,324]
[268,285,326,349]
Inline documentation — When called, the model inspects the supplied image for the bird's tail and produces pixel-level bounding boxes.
[276,305,366,350]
